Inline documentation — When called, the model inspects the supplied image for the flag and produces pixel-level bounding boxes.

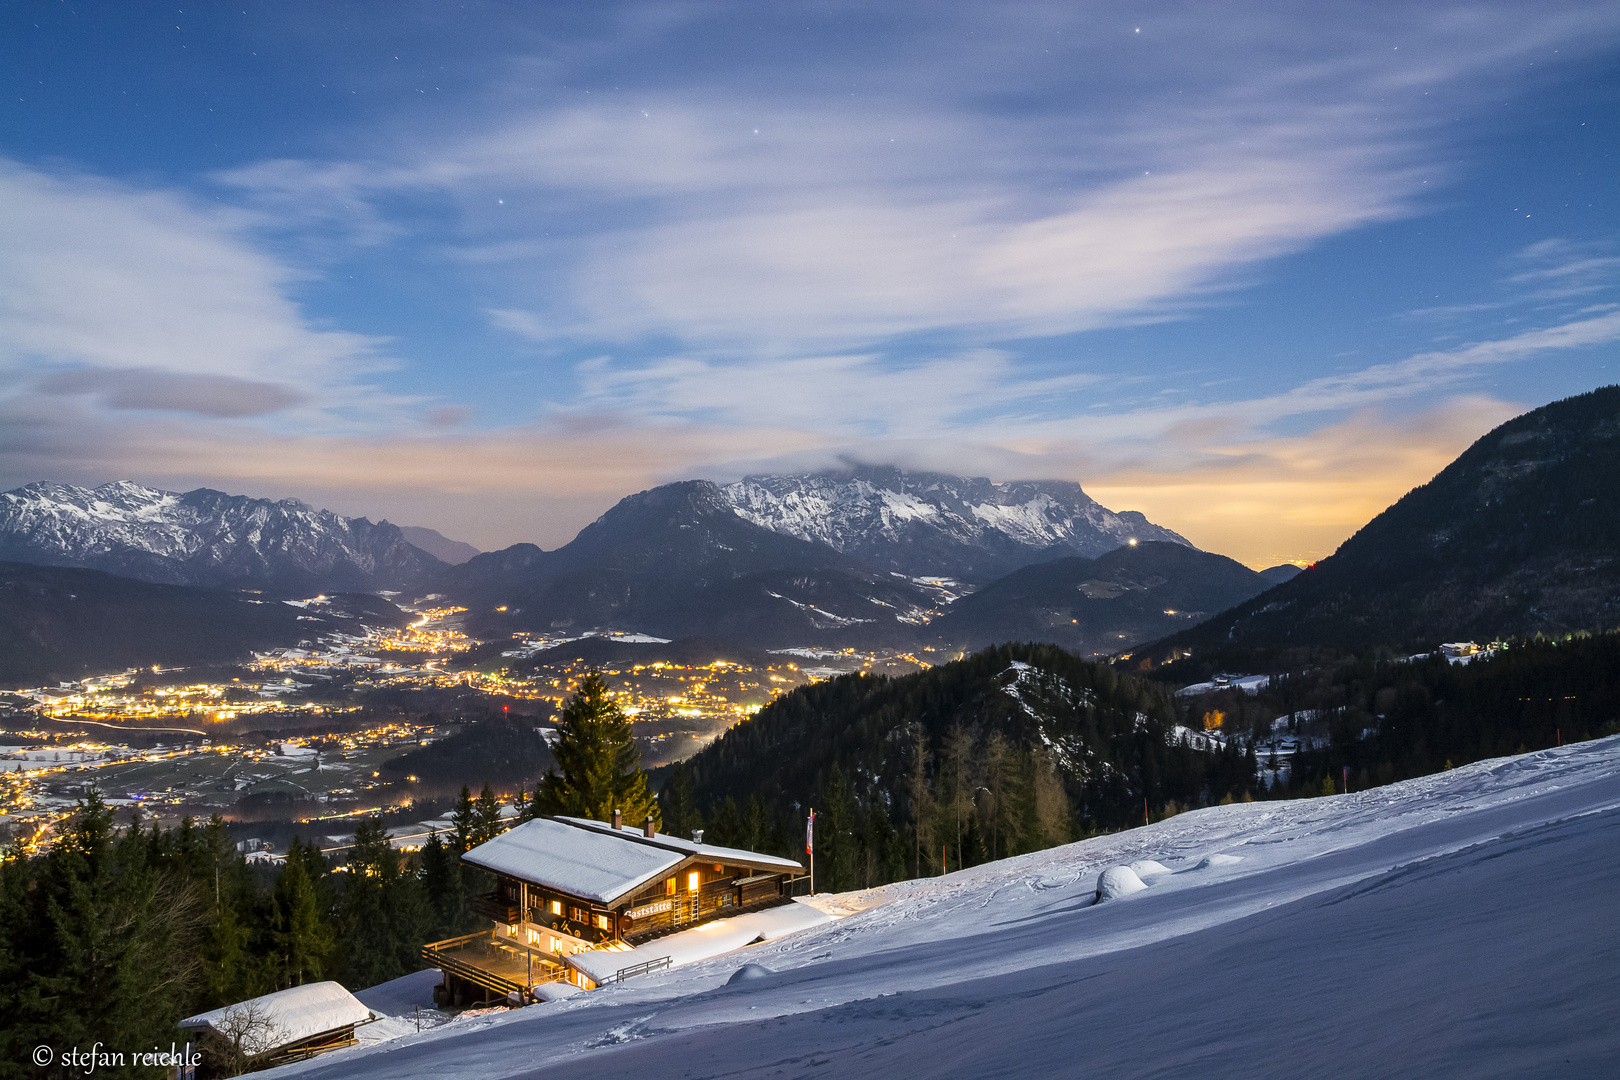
[806,808,815,854]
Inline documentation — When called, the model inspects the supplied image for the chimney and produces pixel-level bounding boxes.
[642,815,656,838]
[691,829,704,844]
[611,808,622,830]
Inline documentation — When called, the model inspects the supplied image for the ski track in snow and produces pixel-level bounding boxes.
[272,738,1620,1080]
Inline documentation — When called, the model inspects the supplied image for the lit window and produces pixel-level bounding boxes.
[687,871,700,893]
[665,877,676,896]
[595,914,611,930]
[550,900,562,916]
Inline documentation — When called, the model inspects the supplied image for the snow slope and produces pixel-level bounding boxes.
[276,738,1620,1079]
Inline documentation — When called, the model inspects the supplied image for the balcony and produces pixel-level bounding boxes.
[469,891,522,925]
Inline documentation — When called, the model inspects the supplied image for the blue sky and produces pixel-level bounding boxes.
[1,1,1617,565]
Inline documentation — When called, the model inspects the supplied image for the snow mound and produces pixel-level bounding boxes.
[1195,853,1244,870]
[727,964,773,984]
[1127,860,1171,878]
[532,981,583,1003]
[1093,865,1149,903]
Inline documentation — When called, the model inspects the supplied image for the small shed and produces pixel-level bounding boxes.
[178,981,373,1073]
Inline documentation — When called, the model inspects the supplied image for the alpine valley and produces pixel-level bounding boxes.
[0,468,1262,679]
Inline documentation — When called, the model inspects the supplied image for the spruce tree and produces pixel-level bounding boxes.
[741,796,766,854]
[532,672,660,826]
[338,820,430,990]
[450,786,477,853]
[473,784,504,846]
[658,761,702,839]
[711,797,743,847]
[268,841,333,989]
[420,829,469,939]
[820,765,857,892]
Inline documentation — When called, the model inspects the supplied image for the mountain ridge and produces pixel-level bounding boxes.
[931,541,1276,655]
[721,464,1191,584]
[0,481,446,595]
[1140,385,1620,659]
[441,480,940,646]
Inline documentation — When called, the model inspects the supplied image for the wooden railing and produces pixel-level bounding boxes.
[422,932,569,1002]
[614,956,672,983]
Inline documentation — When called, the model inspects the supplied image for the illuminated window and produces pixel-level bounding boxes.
[687,871,700,893]
[595,914,611,931]
[665,877,676,896]
[550,900,562,916]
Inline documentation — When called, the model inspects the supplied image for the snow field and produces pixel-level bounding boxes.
[277,737,1620,1079]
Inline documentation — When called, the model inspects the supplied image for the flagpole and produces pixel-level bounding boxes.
[807,807,815,894]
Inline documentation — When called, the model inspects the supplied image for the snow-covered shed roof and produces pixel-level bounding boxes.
[462,816,803,906]
[178,982,372,1050]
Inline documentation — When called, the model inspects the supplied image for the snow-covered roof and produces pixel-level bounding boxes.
[178,982,371,1050]
[461,816,803,906]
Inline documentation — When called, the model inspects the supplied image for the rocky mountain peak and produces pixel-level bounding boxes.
[719,465,1191,583]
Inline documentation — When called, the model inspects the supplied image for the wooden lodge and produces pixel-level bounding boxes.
[424,812,804,1005]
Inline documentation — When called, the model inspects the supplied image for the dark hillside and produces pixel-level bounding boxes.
[0,562,398,687]
[1142,386,1620,660]
[666,644,1255,889]
[933,541,1272,654]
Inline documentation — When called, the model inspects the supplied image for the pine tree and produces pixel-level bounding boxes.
[420,829,469,939]
[532,672,660,826]
[819,765,856,892]
[16,789,203,1059]
[450,786,477,853]
[338,820,430,990]
[741,796,766,854]
[267,841,333,989]
[473,784,504,846]
[658,761,703,839]
[711,797,743,847]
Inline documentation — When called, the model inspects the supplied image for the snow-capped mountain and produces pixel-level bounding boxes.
[0,481,444,594]
[722,465,1191,583]
[442,480,940,646]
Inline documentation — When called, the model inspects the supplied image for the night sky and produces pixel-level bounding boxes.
[2,1,1617,566]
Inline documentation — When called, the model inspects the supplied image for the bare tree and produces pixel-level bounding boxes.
[1032,749,1075,848]
[982,731,1014,861]
[905,725,934,878]
[941,724,977,870]
[204,998,286,1077]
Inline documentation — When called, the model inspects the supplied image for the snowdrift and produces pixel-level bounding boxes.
[277,738,1620,1079]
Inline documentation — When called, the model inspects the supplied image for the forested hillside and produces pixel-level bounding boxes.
[660,644,1257,892]
[1253,634,1620,795]
[1143,385,1620,658]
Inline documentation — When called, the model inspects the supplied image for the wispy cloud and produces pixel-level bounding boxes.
[0,160,419,430]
